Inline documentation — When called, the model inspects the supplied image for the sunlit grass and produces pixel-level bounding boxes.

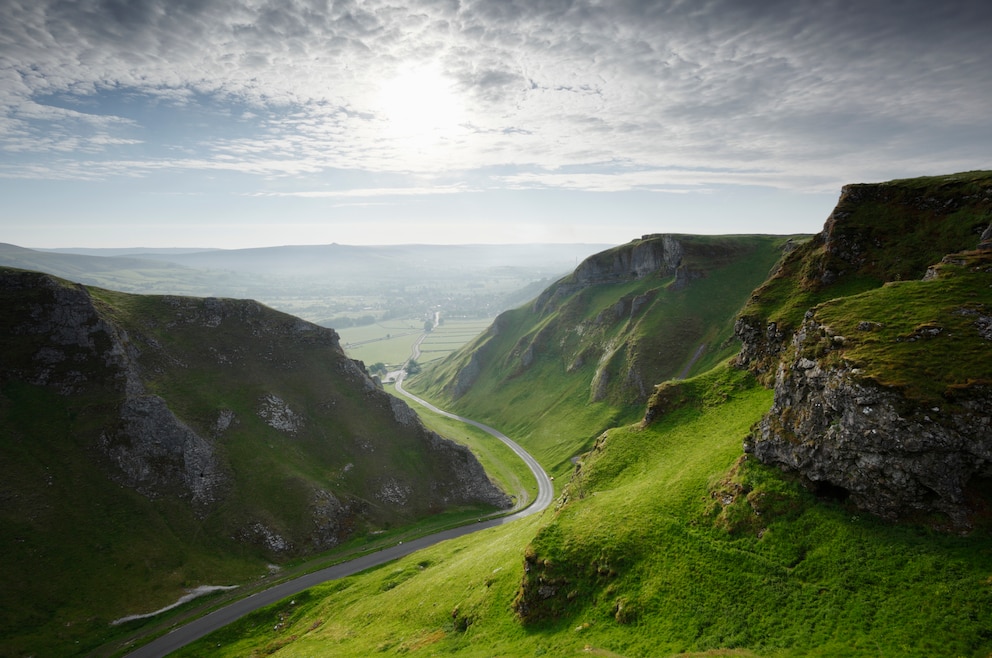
[184,364,992,657]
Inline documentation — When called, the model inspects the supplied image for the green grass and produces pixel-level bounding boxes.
[177,363,992,657]
[401,396,539,508]
[808,250,992,404]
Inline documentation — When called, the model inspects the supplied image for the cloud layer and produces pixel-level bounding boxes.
[2,0,991,194]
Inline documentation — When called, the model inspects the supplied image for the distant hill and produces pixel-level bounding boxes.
[0,242,611,324]
[408,233,793,473]
[0,270,508,656]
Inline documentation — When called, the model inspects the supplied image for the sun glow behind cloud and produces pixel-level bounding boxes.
[375,63,466,152]
[2,0,991,247]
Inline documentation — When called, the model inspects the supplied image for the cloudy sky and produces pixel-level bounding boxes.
[1,0,990,248]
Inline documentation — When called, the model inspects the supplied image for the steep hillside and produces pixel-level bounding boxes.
[735,171,992,377]
[409,233,791,473]
[0,269,508,656]
[736,172,992,528]
[174,172,992,657]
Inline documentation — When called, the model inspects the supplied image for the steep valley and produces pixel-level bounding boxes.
[4,171,992,657]
[172,171,992,658]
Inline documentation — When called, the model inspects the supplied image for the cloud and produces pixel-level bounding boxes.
[249,184,472,198]
[1,0,991,192]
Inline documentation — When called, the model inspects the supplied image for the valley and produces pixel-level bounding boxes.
[3,172,992,657]
[123,352,554,657]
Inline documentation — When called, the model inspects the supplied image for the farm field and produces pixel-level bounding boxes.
[337,318,491,369]
[416,319,492,366]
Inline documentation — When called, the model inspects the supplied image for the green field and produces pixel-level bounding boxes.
[417,320,493,366]
[338,318,491,369]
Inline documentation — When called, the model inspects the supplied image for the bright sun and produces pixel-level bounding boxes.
[376,63,464,147]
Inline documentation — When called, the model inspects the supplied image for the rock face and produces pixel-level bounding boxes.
[747,316,992,527]
[737,172,992,528]
[105,394,225,506]
[531,234,690,315]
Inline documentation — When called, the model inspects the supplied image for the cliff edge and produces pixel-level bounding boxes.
[736,172,992,528]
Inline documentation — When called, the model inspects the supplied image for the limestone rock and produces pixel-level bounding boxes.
[747,317,992,528]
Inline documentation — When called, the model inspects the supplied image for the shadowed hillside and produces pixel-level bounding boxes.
[0,269,508,656]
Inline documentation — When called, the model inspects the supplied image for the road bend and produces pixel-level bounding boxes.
[124,333,553,658]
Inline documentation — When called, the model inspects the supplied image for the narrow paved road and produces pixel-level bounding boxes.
[124,333,553,658]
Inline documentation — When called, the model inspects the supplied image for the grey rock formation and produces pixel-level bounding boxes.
[531,234,686,314]
[425,431,513,509]
[104,394,224,506]
[571,234,684,284]
[980,222,992,250]
[747,317,992,528]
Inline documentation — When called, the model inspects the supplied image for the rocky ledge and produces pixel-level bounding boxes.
[746,315,992,528]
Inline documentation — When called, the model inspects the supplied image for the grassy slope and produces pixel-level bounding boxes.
[0,278,505,657]
[809,250,992,404]
[409,235,789,477]
[740,171,992,342]
[180,365,992,657]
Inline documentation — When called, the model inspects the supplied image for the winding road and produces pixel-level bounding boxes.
[124,331,553,658]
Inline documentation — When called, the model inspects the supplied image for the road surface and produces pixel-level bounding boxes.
[124,334,553,658]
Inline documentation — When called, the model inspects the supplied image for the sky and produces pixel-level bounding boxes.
[1,0,990,249]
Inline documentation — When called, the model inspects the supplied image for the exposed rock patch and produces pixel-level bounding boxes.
[258,393,303,434]
[104,394,224,507]
[747,316,992,527]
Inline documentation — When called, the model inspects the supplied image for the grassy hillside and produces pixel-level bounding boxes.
[409,234,791,476]
[808,248,992,405]
[736,171,992,378]
[180,172,992,657]
[179,365,992,657]
[0,270,507,657]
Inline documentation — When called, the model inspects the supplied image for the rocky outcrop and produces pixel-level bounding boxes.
[103,394,225,506]
[531,234,686,314]
[746,316,992,528]
[738,173,992,528]
[425,431,513,509]
[572,234,684,284]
